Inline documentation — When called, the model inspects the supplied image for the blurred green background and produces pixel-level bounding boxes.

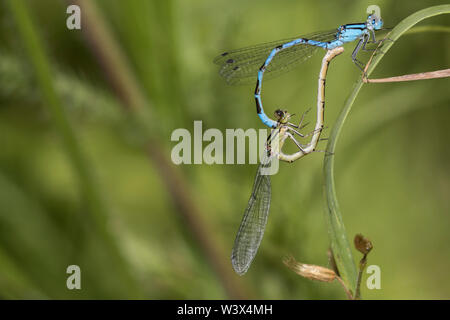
[0,0,449,299]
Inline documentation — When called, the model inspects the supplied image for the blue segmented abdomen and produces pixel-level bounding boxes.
[213,28,340,85]
[214,22,372,128]
[258,112,277,128]
[254,36,334,128]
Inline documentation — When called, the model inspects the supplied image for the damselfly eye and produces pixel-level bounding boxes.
[274,109,284,119]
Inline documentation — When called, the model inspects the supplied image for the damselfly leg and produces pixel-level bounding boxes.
[287,107,311,129]
[285,132,306,153]
[351,35,370,73]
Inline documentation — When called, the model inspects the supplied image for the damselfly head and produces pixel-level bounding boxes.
[367,14,383,31]
[274,109,290,123]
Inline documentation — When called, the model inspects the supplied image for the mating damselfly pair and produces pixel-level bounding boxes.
[214,12,385,275]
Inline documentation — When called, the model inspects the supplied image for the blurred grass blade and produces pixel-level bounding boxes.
[0,171,65,298]
[6,0,140,296]
[75,0,250,299]
[0,246,46,299]
[323,4,450,294]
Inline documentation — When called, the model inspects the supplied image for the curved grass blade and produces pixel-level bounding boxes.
[214,29,338,85]
[323,4,450,294]
[231,155,273,275]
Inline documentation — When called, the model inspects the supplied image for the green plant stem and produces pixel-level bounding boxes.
[6,0,141,296]
[323,5,450,295]
[354,254,367,300]
[406,25,450,35]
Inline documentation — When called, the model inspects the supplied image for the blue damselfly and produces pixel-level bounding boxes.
[214,13,384,128]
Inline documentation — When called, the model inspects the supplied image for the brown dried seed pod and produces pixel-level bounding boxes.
[354,234,373,255]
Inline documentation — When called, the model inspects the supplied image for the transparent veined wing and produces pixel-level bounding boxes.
[231,153,273,275]
[214,29,339,85]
